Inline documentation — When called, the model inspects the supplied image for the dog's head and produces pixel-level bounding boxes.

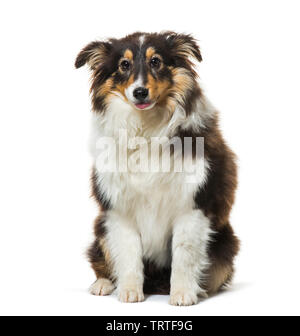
[75,32,202,113]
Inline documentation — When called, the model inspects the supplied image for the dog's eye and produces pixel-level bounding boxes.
[150,57,161,69]
[120,60,131,71]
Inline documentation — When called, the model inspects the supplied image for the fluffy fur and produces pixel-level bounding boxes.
[75,31,239,306]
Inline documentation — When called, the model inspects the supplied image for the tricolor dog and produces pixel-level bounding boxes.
[75,32,239,306]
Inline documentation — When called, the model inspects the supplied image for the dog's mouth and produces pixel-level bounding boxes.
[134,101,156,111]
[135,102,151,109]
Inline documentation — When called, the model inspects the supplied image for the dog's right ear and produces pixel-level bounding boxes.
[75,41,112,70]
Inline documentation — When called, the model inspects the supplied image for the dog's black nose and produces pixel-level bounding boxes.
[133,87,149,101]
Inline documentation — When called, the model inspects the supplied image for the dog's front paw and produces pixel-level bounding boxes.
[89,278,115,296]
[170,289,199,306]
[170,288,207,306]
[118,286,144,303]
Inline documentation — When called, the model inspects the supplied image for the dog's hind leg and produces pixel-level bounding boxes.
[204,224,240,295]
[89,278,115,296]
[87,239,115,296]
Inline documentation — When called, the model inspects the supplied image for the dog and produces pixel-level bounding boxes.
[75,32,239,306]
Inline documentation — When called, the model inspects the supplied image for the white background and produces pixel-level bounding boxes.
[0,0,299,316]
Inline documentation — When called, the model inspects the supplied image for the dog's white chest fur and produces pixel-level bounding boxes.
[90,97,209,267]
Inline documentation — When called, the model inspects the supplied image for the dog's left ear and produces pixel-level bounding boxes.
[75,40,112,70]
[166,33,202,63]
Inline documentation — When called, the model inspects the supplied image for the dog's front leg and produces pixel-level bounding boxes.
[170,210,211,306]
[106,211,144,303]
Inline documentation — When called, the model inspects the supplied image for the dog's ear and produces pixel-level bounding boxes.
[75,41,112,70]
[166,32,202,63]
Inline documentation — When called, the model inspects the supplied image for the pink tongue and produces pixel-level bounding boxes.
[135,103,151,109]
